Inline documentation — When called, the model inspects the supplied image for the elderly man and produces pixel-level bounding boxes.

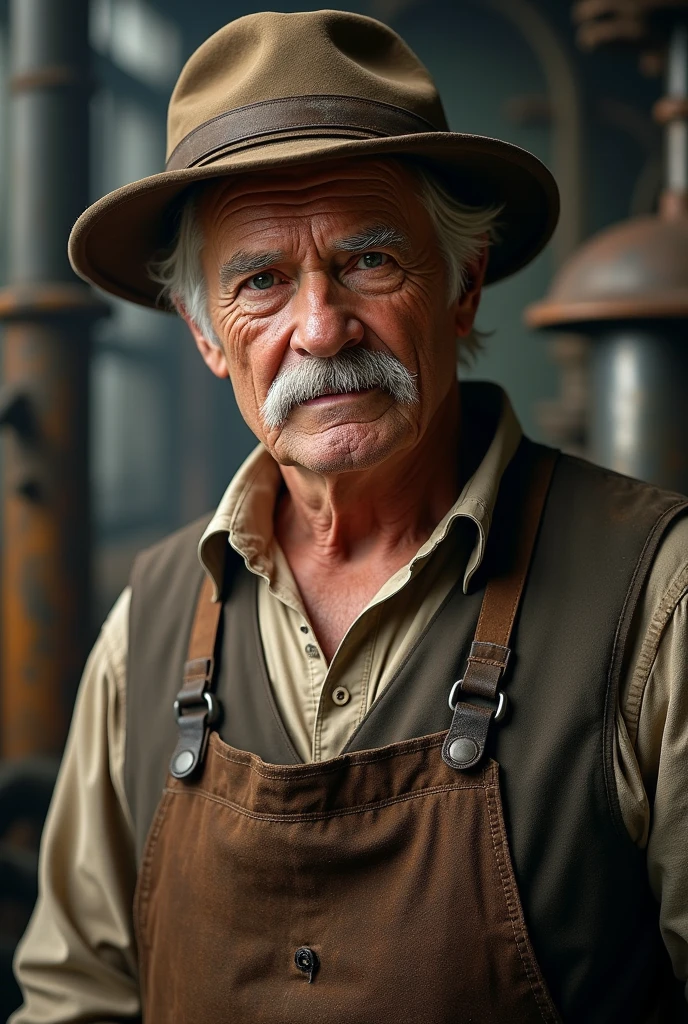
[11,10,688,1024]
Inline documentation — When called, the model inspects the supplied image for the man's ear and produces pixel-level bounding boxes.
[454,243,489,339]
[176,301,230,379]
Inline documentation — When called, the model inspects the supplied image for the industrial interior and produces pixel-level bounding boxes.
[0,0,686,1016]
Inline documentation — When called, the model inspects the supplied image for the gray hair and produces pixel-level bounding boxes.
[148,163,501,364]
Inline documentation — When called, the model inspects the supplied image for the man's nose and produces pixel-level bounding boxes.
[289,272,364,358]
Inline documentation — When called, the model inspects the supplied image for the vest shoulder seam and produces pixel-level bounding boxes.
[603,499,688,838]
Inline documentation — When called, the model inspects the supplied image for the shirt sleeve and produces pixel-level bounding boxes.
[615,514,688,1001]
[9,587,141,1024]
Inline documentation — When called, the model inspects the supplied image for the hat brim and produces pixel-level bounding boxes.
[69,131,559,308]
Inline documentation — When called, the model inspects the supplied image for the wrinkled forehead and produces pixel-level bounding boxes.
[196,157,431,249]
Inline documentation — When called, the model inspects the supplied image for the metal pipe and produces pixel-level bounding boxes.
[589,326,688,489]
[0,0,106,759]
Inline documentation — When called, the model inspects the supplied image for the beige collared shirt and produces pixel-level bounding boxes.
[11,385,688,1021]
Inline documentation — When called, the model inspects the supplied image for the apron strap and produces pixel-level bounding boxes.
[169,572,223,779]
[442,442,558,771]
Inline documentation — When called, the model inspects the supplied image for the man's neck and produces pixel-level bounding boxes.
[273,386,462,659]
[275,385,462,571]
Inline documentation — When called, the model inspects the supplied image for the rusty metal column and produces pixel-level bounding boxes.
[0,0,107,758]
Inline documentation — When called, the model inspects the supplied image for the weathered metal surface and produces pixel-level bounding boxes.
[590,326,688,488]
[1,322,92,757]
[525,214,688,326]
[527,13,688,330]
[0,283,107,321]
[0,0,106,760]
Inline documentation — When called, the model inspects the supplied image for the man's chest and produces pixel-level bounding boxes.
[281,552,417,662]
[255,535,467,762]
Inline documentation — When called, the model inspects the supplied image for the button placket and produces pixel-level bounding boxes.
[358,605,381,724]
[314,607,383,759]
[316,671,365,760]
[305,641,328,762]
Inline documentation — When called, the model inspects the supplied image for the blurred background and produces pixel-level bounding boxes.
[0,0,686,1014]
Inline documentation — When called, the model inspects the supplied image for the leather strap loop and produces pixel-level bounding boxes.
[165,94,437,171]
[443,704,493,770]
[169,573,223,779]
[442,444,558,772]
[461,641,511,701]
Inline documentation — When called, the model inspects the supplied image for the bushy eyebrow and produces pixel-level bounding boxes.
[219,249,283,291]
[218,226,407,291]
[334,225,409,254]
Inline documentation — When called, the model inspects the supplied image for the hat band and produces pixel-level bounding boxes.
[166,94,438,171]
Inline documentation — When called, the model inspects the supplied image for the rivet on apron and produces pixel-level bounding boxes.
[449,737,478,765]
[172,749,195,775]
[294,946,319,982]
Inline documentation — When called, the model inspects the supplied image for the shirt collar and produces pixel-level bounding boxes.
[199,381,523,600]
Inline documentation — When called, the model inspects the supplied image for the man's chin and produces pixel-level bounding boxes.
[271,419,410,475]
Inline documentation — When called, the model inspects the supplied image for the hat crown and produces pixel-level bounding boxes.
[167,9,449,160]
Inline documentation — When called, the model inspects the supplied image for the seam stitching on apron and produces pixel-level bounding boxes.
[135,789,174,958]
[163,782,483,822]
[484,783,560,1023]
[209,735,453,778]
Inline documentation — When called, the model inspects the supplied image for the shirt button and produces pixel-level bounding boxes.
[305,643,320,659]
[300,625,309,634]
[331,686,351,706]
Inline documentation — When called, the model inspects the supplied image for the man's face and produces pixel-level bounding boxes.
[196,159,479,475]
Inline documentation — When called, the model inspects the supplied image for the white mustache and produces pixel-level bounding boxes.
[260,349,418,430]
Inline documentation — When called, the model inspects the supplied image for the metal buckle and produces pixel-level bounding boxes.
[173,691,220,724]
[448,679,508,722]
[448,679,463,710]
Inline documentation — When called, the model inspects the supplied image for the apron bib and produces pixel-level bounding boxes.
[135,732,560,1023]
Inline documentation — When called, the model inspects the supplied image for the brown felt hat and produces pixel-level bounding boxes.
[68,9,560,307]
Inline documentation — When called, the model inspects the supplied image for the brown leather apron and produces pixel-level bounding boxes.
[134,447,563,1023]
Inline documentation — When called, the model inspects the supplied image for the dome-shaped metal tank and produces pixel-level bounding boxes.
[526,213,688,329]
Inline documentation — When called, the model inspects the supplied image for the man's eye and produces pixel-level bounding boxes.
[247,272,275,290]
[355,252,388,270]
